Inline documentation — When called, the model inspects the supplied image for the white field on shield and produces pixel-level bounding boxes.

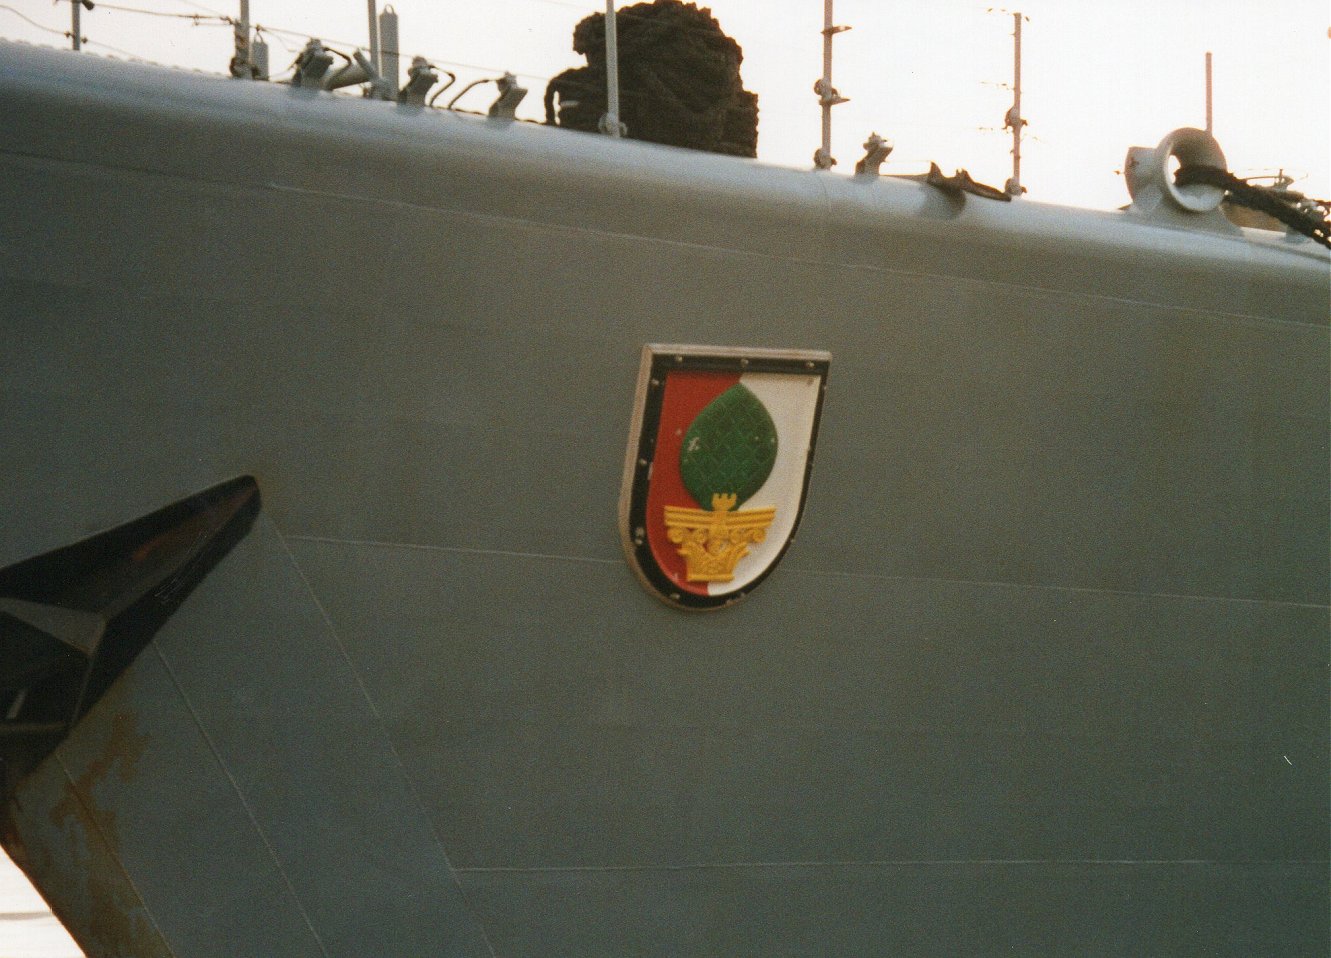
[709,372,822,596]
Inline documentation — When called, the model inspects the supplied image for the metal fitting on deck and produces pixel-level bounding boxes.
[1124,128,1239,232]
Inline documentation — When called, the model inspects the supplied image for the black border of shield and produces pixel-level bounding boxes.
[623,348,831,611]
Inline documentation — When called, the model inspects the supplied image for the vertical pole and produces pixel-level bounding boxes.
[233,0,251,74]
[813,1,848,170]
[1011,12,1022,193]
[1003,12,1025,197]
[367,0,381,77]
[1204,51,1213,134]
[379,6,400,94]
[602,1,622,137]
[71,0,81,51]
[820,0,833,167]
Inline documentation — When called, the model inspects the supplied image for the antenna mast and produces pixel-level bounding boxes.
[69,0,92,51]
[1003,11,1027,197]
[232,0,250,73]
[367,0,381,78]
[1204,51,1213,134]
[230,0,266,78]
[813,0,850,170]
[600,1,625,137]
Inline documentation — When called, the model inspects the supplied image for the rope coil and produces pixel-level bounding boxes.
[544,0,758,158]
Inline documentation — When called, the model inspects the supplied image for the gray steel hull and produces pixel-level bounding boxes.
[1,42,1327,956]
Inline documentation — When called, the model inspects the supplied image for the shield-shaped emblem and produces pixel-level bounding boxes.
[619,344,831,610]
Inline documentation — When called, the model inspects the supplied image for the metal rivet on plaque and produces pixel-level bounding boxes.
[670,592,681,601]
[650,378,660,388]
[674,355,683,364]
[740,358,749,367]
[805,361,815,369]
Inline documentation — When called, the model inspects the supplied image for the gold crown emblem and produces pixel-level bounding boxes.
[664,493,776,583]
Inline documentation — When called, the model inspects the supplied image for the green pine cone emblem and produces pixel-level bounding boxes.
[680,384,778,509]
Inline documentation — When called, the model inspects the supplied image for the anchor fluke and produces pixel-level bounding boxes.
[0,476,261,795]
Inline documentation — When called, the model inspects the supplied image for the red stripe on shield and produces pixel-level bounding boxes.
[644,369,741,594]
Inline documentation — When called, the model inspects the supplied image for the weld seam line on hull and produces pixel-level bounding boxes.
[0,147,1322,332]
[271,523,501,958]
[52,752,179,957]
[150,644,332,958]
[286,534,619,566]
[791,565,1331,612]
[261,182,833,268]
[283,183,1331,330]
[454,857,1329,874]
[262,181,1328,332]
[284,534,1328,612]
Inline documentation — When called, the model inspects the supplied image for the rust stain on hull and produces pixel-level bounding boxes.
[37,709,167,957]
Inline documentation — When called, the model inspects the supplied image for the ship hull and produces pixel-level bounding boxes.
[1,43,1327,956]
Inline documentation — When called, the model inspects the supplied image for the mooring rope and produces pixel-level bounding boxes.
[1176,165,1331,249]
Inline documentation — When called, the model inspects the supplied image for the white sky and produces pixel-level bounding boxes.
[1,0,1327,210]
[1,849,81,957]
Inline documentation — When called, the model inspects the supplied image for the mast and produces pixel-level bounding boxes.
[600,1,623,137]
[231,0,266,79]
[1003,11,1027,197]
[233,0,250,71]
[1204,51,1213,134]
[367,0,381,78]
[813,0,849,170]
[70,0,91,51]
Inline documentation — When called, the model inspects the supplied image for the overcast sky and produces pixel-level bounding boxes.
[2,0,1327,210]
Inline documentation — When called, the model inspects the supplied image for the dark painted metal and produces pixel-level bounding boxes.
[0,476,260,795]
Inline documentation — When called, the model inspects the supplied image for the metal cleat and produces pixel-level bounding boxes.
[322,50,379,92]
[854,133,893,176]
[399,56,438,105]
[488,73,528,120]
[292,39,334,89]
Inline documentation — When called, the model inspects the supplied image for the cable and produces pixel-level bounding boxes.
[2,4,151,58]
[173,0,228,17]
[24,1,555,90]
[84,3,229,22]
[425,72,460,107]
[445,76,496,111]
[523,0,597,11]
[1176,165,1331,249]
[254,26,302,56]
[0,5,69,37]
[50,0,231,22]
[85,37,147,58]
[242,23,550,84]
